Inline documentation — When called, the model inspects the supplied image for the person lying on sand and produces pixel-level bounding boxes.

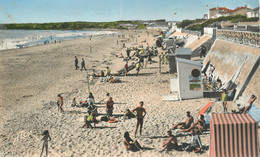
[160,131,178,152]
[124,109,136,119]
[123,132,142,151]
[109,76,121,83]
[178,115,205,134]
[169,111,194,131]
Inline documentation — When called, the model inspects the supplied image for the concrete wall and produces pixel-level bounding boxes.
[185,34,215,57]
[204,39,260,107]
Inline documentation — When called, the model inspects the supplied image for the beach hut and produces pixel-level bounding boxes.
[210,113,259,157]
[176,58,203,100]
[163,58,203,101]
[168,48,191,73]
[163,38,174,48]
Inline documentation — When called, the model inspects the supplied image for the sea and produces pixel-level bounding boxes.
[0,29,116,51]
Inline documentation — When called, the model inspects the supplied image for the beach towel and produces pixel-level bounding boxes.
[108,118,118,123]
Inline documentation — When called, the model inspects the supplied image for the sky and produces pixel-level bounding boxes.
[0,0,259,23]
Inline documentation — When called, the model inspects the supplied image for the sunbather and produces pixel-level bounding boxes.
[160,131,178,152]
[178,115,205,134]
[184,129,202,153]
[124,109,136,119]
[170,111,194,130]
[242,95,257,114]
[123,132,142,151]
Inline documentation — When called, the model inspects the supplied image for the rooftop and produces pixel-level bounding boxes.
[210,7,230,11]
[224,6,247,14]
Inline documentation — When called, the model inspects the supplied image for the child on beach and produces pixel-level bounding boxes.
[123,132,142,151]
[221,89,228,113]
[136,62,140,75]
[57,94,64,113]
[40,130,51,157]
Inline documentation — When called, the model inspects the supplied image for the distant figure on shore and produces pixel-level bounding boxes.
[221,89,228,113]
[71,97,77,107]
[87,92,95,104]
[81,58,87,71]
[74,56,79,70]
[124,62,128,76]
[160,131,178,152]
[178,114,205,134]
[132,101,147,137]
[200,45,206,58]
[136,62,140,75]
[242,94,257,114]
[106,97,114,119]
[170,111,194,130]
[126,48,130,57]
[57,94,64,113]
[40,130,51,157]
[123,132,142,151]
[89,45,92,52]
[106,67,111,76]
[139,57,144,68]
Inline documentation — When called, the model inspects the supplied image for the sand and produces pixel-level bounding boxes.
[0,29,235,157]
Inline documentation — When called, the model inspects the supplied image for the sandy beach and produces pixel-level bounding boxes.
[0,29,243,157]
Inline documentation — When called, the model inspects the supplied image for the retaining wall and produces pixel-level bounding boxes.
[204,39,260,107]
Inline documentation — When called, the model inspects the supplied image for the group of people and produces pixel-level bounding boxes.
[74,56,87,71]
[123,110,205,153]
[221,89,257,114]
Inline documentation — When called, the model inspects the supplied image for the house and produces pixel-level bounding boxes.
[118,24,138,29]
[247,7,259,18]
[224,5,252,16]
[209,7,230,19]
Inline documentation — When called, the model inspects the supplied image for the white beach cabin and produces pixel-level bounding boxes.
[163,58,203,101]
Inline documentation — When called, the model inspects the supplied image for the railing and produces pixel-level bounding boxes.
[216,29,260,48]
[181,29,201,36]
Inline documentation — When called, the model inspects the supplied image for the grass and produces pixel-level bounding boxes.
[5,21,146,30]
